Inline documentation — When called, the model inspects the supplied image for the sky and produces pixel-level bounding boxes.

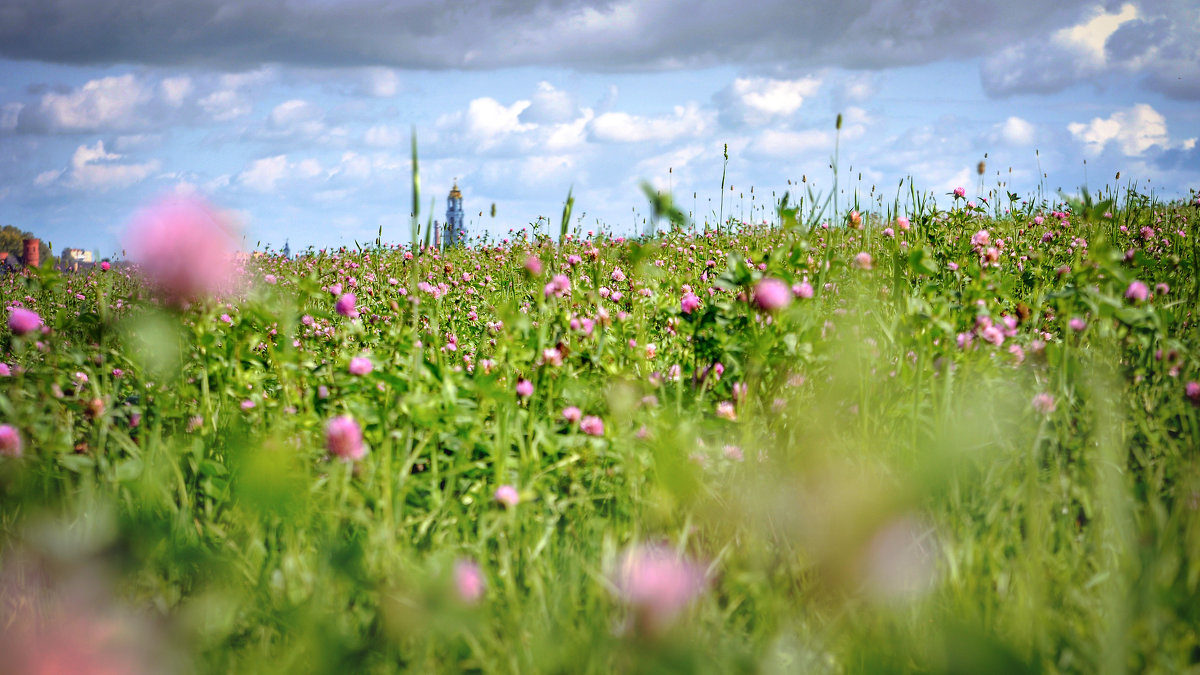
[0,0,1197,257]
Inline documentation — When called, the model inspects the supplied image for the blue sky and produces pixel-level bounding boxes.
[0,0,1197,257]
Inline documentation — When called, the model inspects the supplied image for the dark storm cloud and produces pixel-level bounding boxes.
[0,0,1095,73]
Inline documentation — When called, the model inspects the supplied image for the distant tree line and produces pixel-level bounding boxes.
[0,224,51,263]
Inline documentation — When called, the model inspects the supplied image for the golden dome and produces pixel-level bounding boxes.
[449,180,462,199]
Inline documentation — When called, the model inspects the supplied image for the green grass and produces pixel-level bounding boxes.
[1,177,1199,673]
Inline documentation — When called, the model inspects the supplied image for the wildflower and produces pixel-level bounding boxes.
[611,267,626,282]
[543,274,571,298]
[849,210,862,228]
[853,252,873,270]
[752,278,791,312]
[953,187,966,198]
[524,256,543,276]
[8,307,42,336]
[1032,392,1056,415]
[326,415,366,461]
[562,406,582,423]
[1068,317,1086,332]
[1008,343,1025,364]
[1187,382,1200,406]
[515,379,534,399]
[494,485,520,508]
[454,560,485,605]
[335,293,359,318]
[1125,280,1149,303]
[612,544,706,635]
[896,216,910,231]
[580,415,604,436]
[348,356,373,376]
[716,401,736,421]
[240,400,256,411]
[680,292,701,314]
[123,195,238,306]
[792,281,814,299]
[0,364,9,377]
[0,424,21,457]
[723,445,744,462]
[1155,283,1170,296]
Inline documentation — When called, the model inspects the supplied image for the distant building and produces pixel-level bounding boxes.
[281,240,291,258]
[22,238,39,268]
[444,181,465,246]
[64,248,93,264]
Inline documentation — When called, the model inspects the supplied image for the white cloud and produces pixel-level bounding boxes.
[269,99,320,127]
[238,154,328,191]
[295,158,323,179]
[543,110,594,152]
[159,76,193,107]
[980,3,1150,97]
[463,97,533,145]
[20,74,150,132]
[589,103,711,143]
[0,102,22,131]
[200,89,251,122]
[1067,104,1170,156]
[364,124,404,147]
[519,82,578,124]
[717,76,821,126]
[996,116,1036,145]
[1056,3,1137,63]
[34,169,64,187]
[335,152,372,180]
[362,68,400,97]
[239,155,290,191]
[66,140,160,190]
[752,128,832,157]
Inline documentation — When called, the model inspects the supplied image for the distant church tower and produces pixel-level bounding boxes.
[445,181,465,246]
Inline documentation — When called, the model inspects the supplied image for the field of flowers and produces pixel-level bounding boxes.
[1,180,1199,673]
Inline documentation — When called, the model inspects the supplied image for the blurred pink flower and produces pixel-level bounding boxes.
[752,278,791,312]
[124,195,238,306]
[562,406,582,423]
[1125,280,1149,302]
[348,356,373,376]
[543,274,571,298]
[494,485,519,508]
[7,307,42,336]
[580,415,604,436]
[524,256,543,276]
[1068,317,1086,332]
[99,261,111,271]
[0,424,21,457]
[613,544,706,634]
[953,187,966,198]
[335,293,359,318]
[326,415,365,461]
[792,281,814,299]
[515,379,534,398]
[680,292,701,314]
[1032,392,1056,415]
[1186,381,1200,407]
[853,252,873,270]
[454,559,485,605]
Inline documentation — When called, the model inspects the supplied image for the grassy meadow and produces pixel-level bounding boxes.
[1,166,1200,673]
